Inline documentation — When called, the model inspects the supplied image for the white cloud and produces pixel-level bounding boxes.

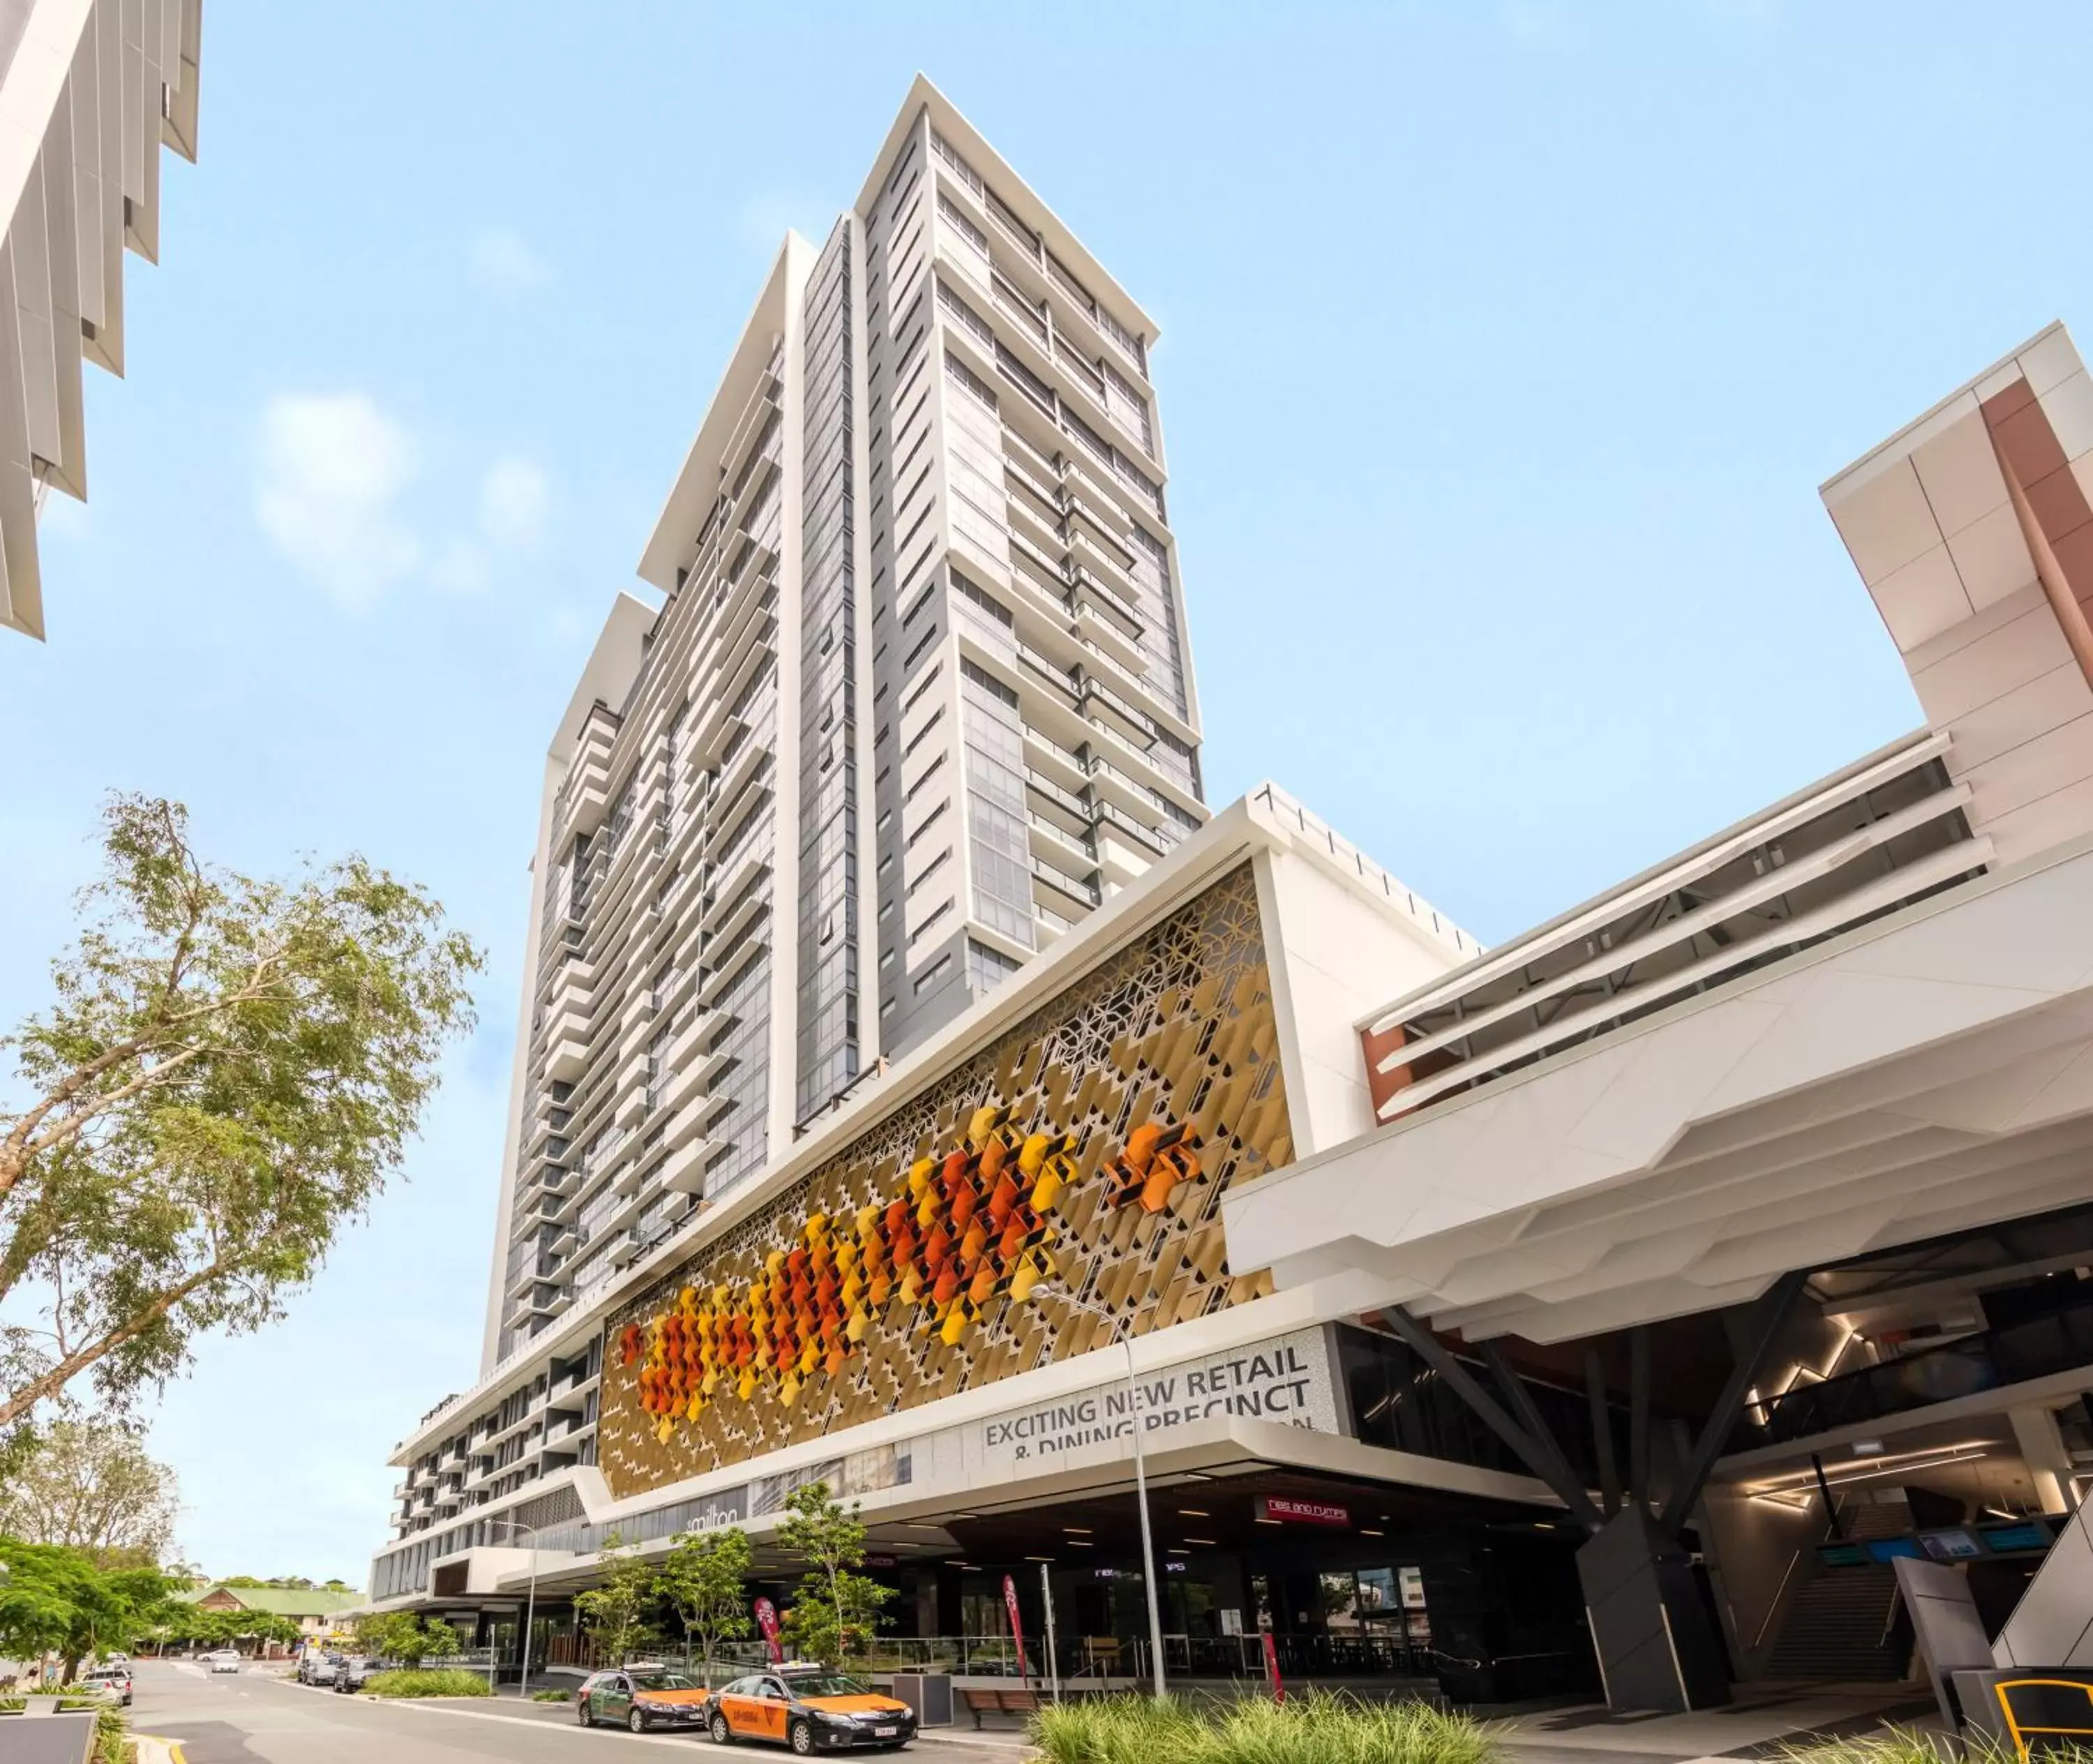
[478,456,550,553]
[469,225,549,292]
[254,394,553,610]
[1501,0,1580,50]
[254,392,422,609]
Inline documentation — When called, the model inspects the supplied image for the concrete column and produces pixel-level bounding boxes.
[2009,1404,2077,1514]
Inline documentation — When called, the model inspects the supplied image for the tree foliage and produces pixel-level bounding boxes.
[575,1532,660,1667]
[351,1611,459,1668]
[153,1606,303,1652]
[0,795,481,1429]
[0,1419,178,1564]
[657,1524,753,1686]
[776,1482,890,1670]
[0,1539,180,1678]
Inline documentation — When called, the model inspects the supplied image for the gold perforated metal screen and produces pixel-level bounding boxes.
[597,863,1290,1497]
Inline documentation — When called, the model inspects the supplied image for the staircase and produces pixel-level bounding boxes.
[1762,1500,1913,1683]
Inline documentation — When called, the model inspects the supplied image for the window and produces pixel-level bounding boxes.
[906,800,948,847]
[903,752,945,801]
[945,350,998,412]
[902,710,945,761]
[968,938,1025,994]
[901,622,941,673]
[901,663,942,716]
[913,953,953,995]
[937,193,988,255]
[913,897,953,939]
[952,569,1013,630]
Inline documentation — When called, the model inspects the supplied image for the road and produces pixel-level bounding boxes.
[128,1661,1031,1763]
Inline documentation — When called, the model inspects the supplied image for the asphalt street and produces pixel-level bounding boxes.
[128,1661,1030,1763]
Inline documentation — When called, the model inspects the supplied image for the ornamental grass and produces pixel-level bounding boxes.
[1774,1730,2093,1764]
[1030,1691,1499,1764]
[361,1668,495,1698]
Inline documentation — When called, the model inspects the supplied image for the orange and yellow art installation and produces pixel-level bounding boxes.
[616,1107,1201,1443]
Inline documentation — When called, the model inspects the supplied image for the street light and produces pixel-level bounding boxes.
[483,1519,540,1698]
[1049,1283,1166,1700]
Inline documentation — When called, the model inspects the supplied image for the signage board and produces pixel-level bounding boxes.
[973,1328,1340,1474]
[1259,1496,1349,1527]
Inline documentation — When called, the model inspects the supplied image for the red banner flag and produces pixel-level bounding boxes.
[754,1597,783,1664]
[1261,1629,1285,1703]
[1002,1574,1032,1687]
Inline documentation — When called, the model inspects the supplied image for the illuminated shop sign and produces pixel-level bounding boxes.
[1257,1497,1349,1527]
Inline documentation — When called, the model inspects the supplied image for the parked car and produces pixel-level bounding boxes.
[699,1665,917,1754]
[576,1666,710,1733]
[332,1655,387,1694]
[78,1664,133,1707]
[207,1650,241,1674]
[297,1651,343,1686]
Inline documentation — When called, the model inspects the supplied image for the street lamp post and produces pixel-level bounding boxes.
[1052,1285,1167,1700]
[484,1520,541,1698]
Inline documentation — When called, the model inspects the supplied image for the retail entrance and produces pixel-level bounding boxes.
[873,1467,1600,1703]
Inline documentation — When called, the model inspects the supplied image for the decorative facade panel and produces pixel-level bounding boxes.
[598,862,1288,1497]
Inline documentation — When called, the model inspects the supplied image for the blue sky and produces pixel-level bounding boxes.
[1,1,2087,1584]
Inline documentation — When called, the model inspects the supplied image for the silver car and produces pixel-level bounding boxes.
[79,1664,133,1706]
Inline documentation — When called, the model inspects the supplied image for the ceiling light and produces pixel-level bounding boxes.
[1534,1522,1554,1530]
[1064,1527,1093,1535]
[1185,1537,1217,1546]
[898,1522,947,1532]
[1067,1539,1093,1548]
[1026,1555,1053,1562]
[1166,1548,1189,1555]
[1359,1529,1384,1537]
[1254,1518,1282,1526]
[1852,1440,1884,1456]
[1177,1509,1209,1518]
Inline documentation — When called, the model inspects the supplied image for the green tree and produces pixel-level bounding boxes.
[657,1524,753,1687]
[352,1611,459,1668]
[575,1532,659,1667]
[0,1418,178,1564]
[0,1539,179,1680]
[0,795,481,1430]
[776,1481,891,1670]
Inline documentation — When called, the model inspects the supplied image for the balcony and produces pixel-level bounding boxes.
[1360,734,1981,1126]
[1030,853,1100,915]
[1746,1294,2093,1449]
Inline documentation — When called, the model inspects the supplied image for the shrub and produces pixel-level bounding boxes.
[361,1669,495,1699]
[0,1696,24,1713]
[530,1688,573,1701]
[93,1706,127,1764]
[1773,1733,2050,1764]
[1030,1691,1500,1764]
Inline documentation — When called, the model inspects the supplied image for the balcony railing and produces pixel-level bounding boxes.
[1743,1294,2093,1447]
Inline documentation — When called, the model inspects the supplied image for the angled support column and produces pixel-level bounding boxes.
[1373,1308,1600,1529]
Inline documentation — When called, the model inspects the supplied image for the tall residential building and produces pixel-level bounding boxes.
[382,320,2093,1722]
[479,77,1206,1385]
[0,0,204,640]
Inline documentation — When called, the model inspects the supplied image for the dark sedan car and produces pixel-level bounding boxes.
[576,1666,711,1733]
[332,1655,389,1693]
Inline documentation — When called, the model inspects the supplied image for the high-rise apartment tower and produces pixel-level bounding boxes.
[480,77,1204,1382]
